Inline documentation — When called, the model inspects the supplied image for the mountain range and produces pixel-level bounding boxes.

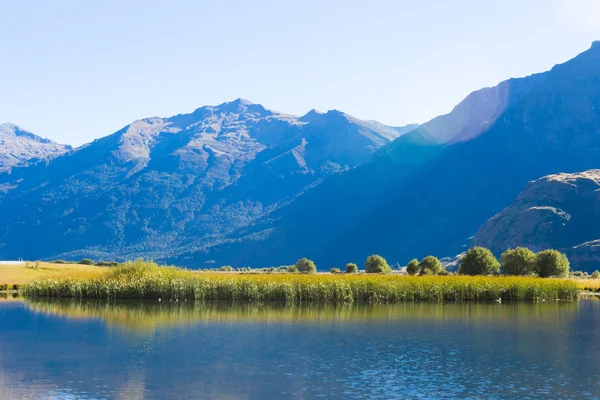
[0,100,415,263]
[2,41,600,271]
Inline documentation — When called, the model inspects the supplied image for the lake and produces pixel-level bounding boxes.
[1,298,599,399]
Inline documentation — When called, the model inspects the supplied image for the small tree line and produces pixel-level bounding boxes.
[291,256,393,274]
[457,247,570,277]
[404,247,571,278]
[291,246,573,278]
[49,259,119,267]
[45,247,581,279]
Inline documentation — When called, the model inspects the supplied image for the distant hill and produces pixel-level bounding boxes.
[473,170,600,272]
[202,41,600,269]
[0,99,415,262]
[0,123,70,171]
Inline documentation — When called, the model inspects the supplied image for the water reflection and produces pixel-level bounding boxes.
[0,299,598,399]
[23,298,579,334]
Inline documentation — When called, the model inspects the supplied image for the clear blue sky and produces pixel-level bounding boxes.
[1,0,599,146]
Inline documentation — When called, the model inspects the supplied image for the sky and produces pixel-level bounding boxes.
[1,0,600,146]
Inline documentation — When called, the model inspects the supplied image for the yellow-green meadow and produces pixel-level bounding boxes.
[22,260,579,303]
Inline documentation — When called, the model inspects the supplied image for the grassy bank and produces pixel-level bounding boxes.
[574,278,600,293]
[22,261,579,303]
[0,262,106,290]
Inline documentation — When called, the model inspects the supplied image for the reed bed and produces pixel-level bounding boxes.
[22,261,579,303]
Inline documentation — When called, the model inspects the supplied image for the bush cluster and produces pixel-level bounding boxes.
[345,263,358,274]
[365,255,392,274]
[456,247,570,278]
[96,261,119,267]
[405,256,448,276]
[458,247,500,276]
[295,258,317,273]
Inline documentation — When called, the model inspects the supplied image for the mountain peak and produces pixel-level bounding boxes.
[0,122,54,144]
[299,109,350,123]
[206,98,273,117]
[217,98,254,110]
[0,123,70,171]
[231,98,253,106]
[299,109,324,122]
[0,122,22,135]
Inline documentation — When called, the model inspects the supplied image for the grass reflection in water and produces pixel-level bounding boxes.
[24,298,578,335]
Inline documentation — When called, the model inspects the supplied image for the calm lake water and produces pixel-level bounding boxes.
[1,298,599,399]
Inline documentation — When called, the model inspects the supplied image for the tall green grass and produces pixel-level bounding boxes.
[22,260,579,303]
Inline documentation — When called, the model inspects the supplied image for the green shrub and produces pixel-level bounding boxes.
[50,260,68,264]
[295,258,317,273]
[330,268,341,274]
[108,259,159,279]
[534,250,570,278]
[406,259,420,275]
[592,270,600,279]
[287,265,299,273]
[500,247,536,276]
[437,269,451,276]
[419,256,442,275]
[96,261,119,267]
[570,271,587,279]
[365,255,392,274]
[79,258,96,266]
[345,263,358,274]
[458,247,500,276]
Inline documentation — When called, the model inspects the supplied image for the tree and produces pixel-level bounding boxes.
[330,267,341,274]
[534,250,570,278]
[406,259,420,275]
[365,255,392,274]
[287,265,299,273]
[419,256,442,275]
[345,263,358,274]
[592,270,600,279]
[500,247,536,276]
[79,258,95,265]
[571,271,587,278]
[295,258,317,273]
[458,247,500,276]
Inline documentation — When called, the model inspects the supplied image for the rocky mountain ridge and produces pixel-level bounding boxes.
[0,123,71,171]
[473,170,600,272]
[0,99,416,263]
